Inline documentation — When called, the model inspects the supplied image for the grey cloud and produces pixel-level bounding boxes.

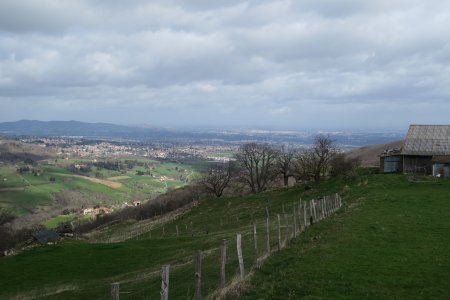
[1,0,450,129]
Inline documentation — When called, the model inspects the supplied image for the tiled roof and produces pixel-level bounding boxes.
[402,125,450,155]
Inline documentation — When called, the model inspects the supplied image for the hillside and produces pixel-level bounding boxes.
[0,120,172,140]
[0,138,55,163]
[346,139,405,167]
[0,139,202,229]
[0,172,449,299]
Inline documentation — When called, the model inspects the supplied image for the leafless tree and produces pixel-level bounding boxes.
[312,134,336,182]
[275,144,297,186]
[293,135,336,184]
[200,162,234,198]
[235,143,278,193]
[292,149,311,180]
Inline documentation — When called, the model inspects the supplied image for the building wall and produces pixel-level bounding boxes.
[403,155,432,174]
[381,156,403,173]
[432,163,450,177]
[380,155,450,176]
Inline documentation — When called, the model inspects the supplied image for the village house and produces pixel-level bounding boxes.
[380,125,450,177]
[81,207,112,216]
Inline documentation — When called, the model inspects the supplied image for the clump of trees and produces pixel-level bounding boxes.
[0,209,45,253]
[293,135,337,184]
[75,184,204,233]
[236,143,278,193]
[329,153,361,178]
[199,162,234,198]
[275,144,297,186]
[199,135,359,196]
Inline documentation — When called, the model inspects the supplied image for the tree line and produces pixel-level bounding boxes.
[200,135,360,197]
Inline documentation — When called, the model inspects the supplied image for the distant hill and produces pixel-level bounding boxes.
[0,120,405,146]
[346,139,404,167]
[0,120,173,140]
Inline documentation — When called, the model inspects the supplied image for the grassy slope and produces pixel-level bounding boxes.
[243,174,450,299]
[0,173,449,299]
[0,158,203,227]
[0,164,128,215]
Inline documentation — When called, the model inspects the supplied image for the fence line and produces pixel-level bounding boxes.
[109,193,343,299]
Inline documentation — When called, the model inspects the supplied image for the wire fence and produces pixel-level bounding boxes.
[108,193,342,299]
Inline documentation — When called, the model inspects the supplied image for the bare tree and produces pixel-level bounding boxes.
[293,135,336,184]
[275,144,297,186]
[200,162,234,198]
[311,135,336,183]
[235,143,278,193]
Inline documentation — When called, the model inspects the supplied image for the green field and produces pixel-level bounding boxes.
[0,172,449,299]
[0,157,205,227]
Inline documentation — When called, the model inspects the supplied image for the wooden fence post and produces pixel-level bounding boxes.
[236,234,245,279]
[284,213,289,243]
[297,202,301,232]
[298,201,302,232]
[111,282,120,300]
[303,201,307,228]
[312,199,317,221]
[266,217,270,255]
[321,198,325,220]
[328,195,332,213]
[253,223,258,267]
[220,239,227,288]
[329,196,332,215]
[195,251,202,300]
[160,265,170,300]
[277,214,281,251]
[316,199,320,221]
[266,207,269,218]
[293,205,297,238]
[328,196,331,214]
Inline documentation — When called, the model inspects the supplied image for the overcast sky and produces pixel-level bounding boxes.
[0,0,449,130]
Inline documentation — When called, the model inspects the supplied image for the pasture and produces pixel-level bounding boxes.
[0,157,204,227]
[0,173,449,299]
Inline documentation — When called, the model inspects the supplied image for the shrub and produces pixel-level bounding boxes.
[330,154,361,178]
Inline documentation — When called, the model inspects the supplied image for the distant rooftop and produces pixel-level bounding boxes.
[402,125,450,156]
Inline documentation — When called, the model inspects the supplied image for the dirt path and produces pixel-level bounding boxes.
[73,175,122,188]
[107,175,130,181]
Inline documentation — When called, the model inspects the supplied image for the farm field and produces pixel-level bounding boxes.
[0,156,206,227]
[0,172,449,299]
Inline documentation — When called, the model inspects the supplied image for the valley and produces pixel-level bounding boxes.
[0,137,209,230]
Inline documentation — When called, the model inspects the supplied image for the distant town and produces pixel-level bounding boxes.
[17,137,237,162]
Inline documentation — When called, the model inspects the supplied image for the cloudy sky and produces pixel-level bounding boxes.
[0,0,449,130]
